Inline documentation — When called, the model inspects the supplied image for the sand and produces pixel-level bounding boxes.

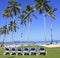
[41,44,60,48]
[3,43,60,48]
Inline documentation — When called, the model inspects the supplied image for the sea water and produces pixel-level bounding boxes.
[0,40,60,46]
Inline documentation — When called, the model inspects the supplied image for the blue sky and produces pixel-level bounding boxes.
[0,0,60,42]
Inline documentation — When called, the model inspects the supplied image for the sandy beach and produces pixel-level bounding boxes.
[41,44,60,48]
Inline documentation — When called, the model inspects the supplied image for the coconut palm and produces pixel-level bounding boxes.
[0,25,9,47]
[45,8,57,44]
[3,0,21,18]
[34,0,52,13]
[19,14,26,26]
[7,0,21,16]
[18,14,26,45]
[8,20,19,45]
[22,4,37,45]
[2,0,21,45]
[34,0,56,44]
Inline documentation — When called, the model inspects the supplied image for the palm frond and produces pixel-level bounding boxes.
[32,14,38,19]
[8,20,18,32]
[4,0,21,17]
[53,8,57,12]
[51,14,56,19]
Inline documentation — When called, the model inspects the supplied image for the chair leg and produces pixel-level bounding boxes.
[16,53,18,55]
[10,53,12,55]
[29,52,31,55]
[46,52,47,55]
[36,53,39,56]
[4,52,5,55]
[23,53,24,56]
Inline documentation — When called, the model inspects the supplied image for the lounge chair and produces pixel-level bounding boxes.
[16,48,23,55]
[23,48,30,55]
[38,48,47,55]
[10,48,16,55]
[4,48,10,55]
[30,48,37,55]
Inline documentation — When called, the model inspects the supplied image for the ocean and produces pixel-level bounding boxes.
[0,40,60,46]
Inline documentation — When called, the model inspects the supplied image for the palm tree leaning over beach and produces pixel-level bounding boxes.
[2,0,21,45]
[34,0,56,44]
[22,4,37,45]
[0,25,9,47]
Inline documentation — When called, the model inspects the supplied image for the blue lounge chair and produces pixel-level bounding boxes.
[23,48,30,55]
[30,48,37,55]
[4,48,10,55]
[16,48,23,55]
[10,48,16,55]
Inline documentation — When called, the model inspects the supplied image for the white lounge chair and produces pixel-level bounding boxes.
[23,48,30,55]
[4,48,10,55]
[16,48,23,55]
[38,48,47,55]
[10,48,16,55]
[29,48,37,55]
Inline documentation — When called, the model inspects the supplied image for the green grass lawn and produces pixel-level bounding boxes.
[0,45,60,58]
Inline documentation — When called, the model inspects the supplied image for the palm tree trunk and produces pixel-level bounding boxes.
[12,29,14,45]
[1,34,6,47]
[6,21,8,45]
[43,14,47,44]
[1,22,7,47]
[20,27,23,46]
[50,19,53,44]
[28,18,30,45]
[12,18,14,45]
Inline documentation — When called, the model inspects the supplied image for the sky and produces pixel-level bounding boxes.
[0,0,60,42]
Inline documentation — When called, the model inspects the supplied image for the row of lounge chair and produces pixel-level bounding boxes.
[4,47,47,55]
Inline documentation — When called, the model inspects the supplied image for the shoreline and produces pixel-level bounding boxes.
[3,43,60,48]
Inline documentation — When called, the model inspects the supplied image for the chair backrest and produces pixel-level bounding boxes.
[40,48,45,50]
[31,48,35,50]
[24,48,29,51]
[18,48,22,51]
[6,48,9,51]
[12,48,16,51]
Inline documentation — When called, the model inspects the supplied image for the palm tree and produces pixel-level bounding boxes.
[3,0,21,19]
[2,0,21,45]
[0,25,9,47]
[18,14,26,45]
[7,0,21,16]
[8,20,19,45]
[22,4,37,45]
[34,0,52,13]
[19,14,26,26]
[43,14,47,44]
[34,0,56,44]
[45,8,57,44]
